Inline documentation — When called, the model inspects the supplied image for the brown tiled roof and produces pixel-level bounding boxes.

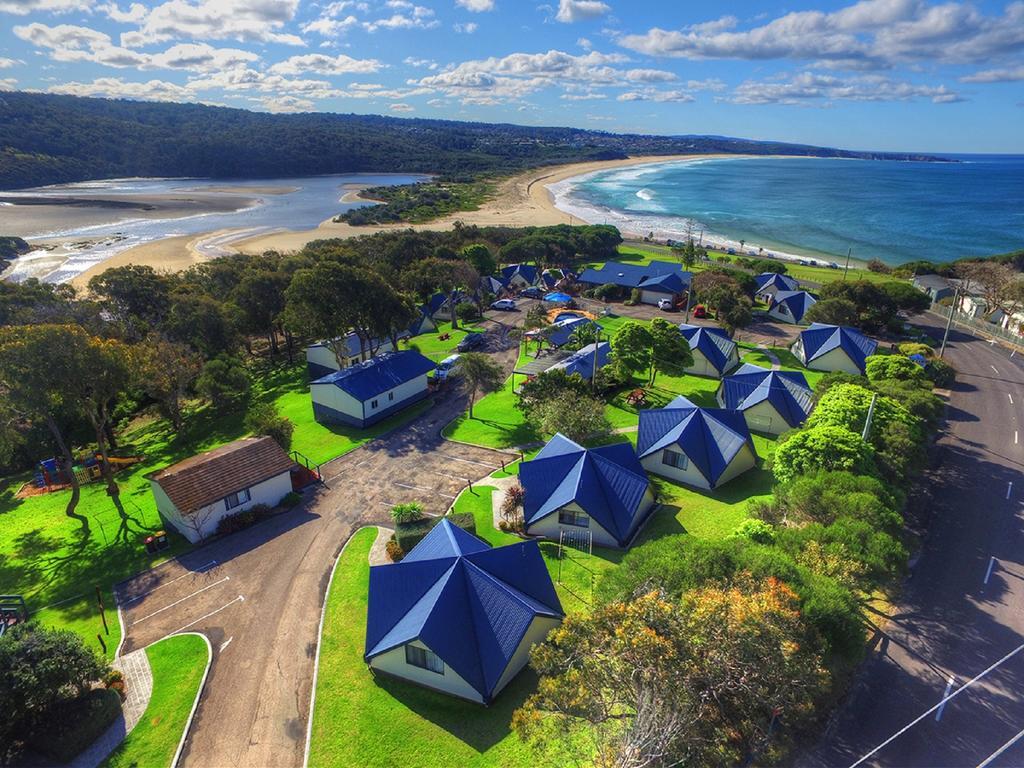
[149,436,295,514]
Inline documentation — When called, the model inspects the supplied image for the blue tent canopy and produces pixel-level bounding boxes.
[544,292,573,303]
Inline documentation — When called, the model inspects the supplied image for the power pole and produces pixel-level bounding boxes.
[843,247,852,281]
[940,288,959,359]
[862,393,878,441]
[591,329,601,389]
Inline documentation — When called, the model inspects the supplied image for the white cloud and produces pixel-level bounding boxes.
[47,76,196,101]
[555,0,610,23]
[576,36,592,50]
[124,0,305,47]
[0,78,17,89]
[618,88,694,102]
[302,16,358,36]
[960,66,1024,82]
[269,53,384,75]
[0,57,21,68]
[404,56,438,69]
[725,71,965,104]
[257,94,315,112]
[390,102,414,111]
[454,21,478,33]
[147,43,259,72]
[618,0,1024,68]
[456,0,494,10]
[0,0,90,15]
[363,4,439,32]
[100,2,148,23]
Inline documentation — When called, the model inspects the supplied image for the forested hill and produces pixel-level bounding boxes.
[0,91,947,190]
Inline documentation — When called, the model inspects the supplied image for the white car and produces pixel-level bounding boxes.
[658,298,675,311]
[490,298,517,311]
[435,354,461,382]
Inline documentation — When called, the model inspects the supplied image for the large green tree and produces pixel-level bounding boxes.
[453,352,503,418]
[133,336,203,434]
[87,264,171,340]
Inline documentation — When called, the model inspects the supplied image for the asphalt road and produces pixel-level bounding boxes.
[116,312,520,768]
[805,314,1024,768]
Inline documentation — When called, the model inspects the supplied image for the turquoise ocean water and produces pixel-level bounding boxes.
[550,155,1024,266]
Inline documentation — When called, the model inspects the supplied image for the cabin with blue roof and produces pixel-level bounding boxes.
[677,323,740,378]
[480,275,508,296]
[717,363,814,435]
[754,272,800,303]
[310,350,436,428]
[549,341,610,380]
[305,332,403,380]
[501,263,538,290]
[767,290,818,324]
[532,315,599,348]
[518,434,656,548]
[637,396,758,490]
[364,519,563,704]
[792,323,878,375]
[577,260,692,306]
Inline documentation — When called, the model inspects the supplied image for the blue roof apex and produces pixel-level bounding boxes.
[577,260,692,291]
[719,364,814,428]
[310,350,436,401]
[770,290,818,323]
[755,272,800,292]
[799,324,878,373]
[677,323,738,375]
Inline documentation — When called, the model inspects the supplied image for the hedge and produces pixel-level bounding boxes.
[394,512,476,552]
[29,688,122,763]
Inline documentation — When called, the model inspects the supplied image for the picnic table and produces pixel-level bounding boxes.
[626,389,648,407]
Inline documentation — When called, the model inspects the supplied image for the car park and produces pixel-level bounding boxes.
[490,299,517,311]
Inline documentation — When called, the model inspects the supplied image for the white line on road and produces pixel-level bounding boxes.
[985,557,997,586]
[849,640,1024,767]
[1016,431,1019,445]
[169,595,244,636]
[123,561,219,604]
[428,470,470,483]
[992,365,1000,374]
[1009,393,1015,405]
[444,456,501,469]
[131,576,230,624]
[393,482,455,498]
[977,724,1024,768]
[219,636,233,652]
[935,675,956,722]
[1009,482,1014,500]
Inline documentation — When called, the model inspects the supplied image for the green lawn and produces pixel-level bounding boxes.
[101,633,209,768]
[406,321,484,363]
[738,346,827,390]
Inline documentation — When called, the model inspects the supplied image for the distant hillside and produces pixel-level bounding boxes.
[0,91,948,190]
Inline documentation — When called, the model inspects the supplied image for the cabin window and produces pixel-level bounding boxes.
[224,487,251,510]
[388,392,395,402]
[558,509,589,528]
[371,399,379,409]
[662,449,689,470]
[405,645,444,675]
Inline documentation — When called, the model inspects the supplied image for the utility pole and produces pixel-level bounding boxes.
[862,393,878,441]
[591,328,601,390]
[843,247,852,281]
[940,287,959,359]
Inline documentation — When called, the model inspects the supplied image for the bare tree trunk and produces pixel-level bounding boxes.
[283,327,294,364]
[45,414,88,535]
[90,404,133,539]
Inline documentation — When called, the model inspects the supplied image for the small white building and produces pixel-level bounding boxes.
[148,436,295,543]
[310,350,437,428]
[717,364,814,436]
[677,324,740,378]
[754,272,800,303]
[767,290,818,325]
[306,332,399,379]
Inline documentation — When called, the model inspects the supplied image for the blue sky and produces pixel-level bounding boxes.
[0,0,1021,153]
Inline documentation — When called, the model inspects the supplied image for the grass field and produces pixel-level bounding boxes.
[101,633,209,768]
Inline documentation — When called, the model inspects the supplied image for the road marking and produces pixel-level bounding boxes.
[394,482,455,498]
[168,595,244,636]
[1016,431,1019,445]
[428,470,470,483]
[935,675,956,721]
[977,724,1024,768]
[992,365,1000,374]
[1010,394,1015,405]
[1009,482,1014,500]
[219,636,233,652]
[122,560,219,604]
[131,576,230,624]
[849,640,1024,767]
[445,456,501,469]
[984,557,997,586]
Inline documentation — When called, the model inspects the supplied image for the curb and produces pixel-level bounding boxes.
[302,526,377,768]
[169,632,213,768]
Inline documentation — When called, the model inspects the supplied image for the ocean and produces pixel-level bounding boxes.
[550,154,1024,266]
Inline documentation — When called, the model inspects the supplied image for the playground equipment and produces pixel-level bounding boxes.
[0,595,28,637]
[30,452,145,494]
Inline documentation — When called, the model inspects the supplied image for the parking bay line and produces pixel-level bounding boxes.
[122,560,219,604]
[131,576,230,625]
[935,675,956,721]
[444,456,501,470]
[394,481,455,498]
[169,595,244,636]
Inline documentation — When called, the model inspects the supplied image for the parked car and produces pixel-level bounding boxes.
[519,286,544,299]
[490,299,517,311]
[457,332,486,352]
[434,354,461,382]
[828,262,840,269]
[658,298,675,311]
[692,304,709,319]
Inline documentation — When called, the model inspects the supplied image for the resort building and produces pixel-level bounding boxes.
[548,341,610,380]
[305,332,402,379]
[767,290,818,324]
[717,364,814,435]
[792,323,878,375]
[677,323,739,378]
[364,519,563,704]
[754,272,800,303]
[576,261,692,306]
[518,434,656,548]
[637,395,758,490]
[310,350,436,428]
[501,263,538,290]
[148,436,295,543]
[911,274,957,303]
[535,315,600,348]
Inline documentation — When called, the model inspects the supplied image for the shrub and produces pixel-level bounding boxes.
[385,538,404,562]
[865,354,926,385]
[27,688,122,763]
[927,358,956,388]
[729,518,776,544]
[196,355,251,410]
[394,512,476,552]
[390,502,424,524]
[244,402,294,451]
[455,301,481,322]
[593,283,619,301]
[216,507,260,535]
[773,424,877,486]
[498,520,511,532]
[250,503,273,520]
[867,258,892,274]
[501,484,524,520]
[898,342,934,358]
[279,491,302,508]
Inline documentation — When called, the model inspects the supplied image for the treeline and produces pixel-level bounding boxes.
[0,91,948,190]
[339,179,493,225]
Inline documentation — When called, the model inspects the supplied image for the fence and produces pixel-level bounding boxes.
[928,305,1024,353]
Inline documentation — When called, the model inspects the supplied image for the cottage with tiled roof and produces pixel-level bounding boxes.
[148,436,296,543]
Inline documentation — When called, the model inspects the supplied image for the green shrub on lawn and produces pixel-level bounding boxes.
[28,688,122,763]
[394,512,476,552]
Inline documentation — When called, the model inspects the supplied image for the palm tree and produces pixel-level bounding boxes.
[454,353,503,419]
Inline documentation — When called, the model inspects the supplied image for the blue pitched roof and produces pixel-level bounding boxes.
[481,275,507,294]
[637,398,757,488]
[309,331,402,360]
[544,316,598,347]
[519,434,651,547]
[365,520,562,703]
[577,260,692,291]
[311,350,436,401]
[638,272,687,294]
[678,323,738,375]
[755,273,799,293]
[424,292,448,316]
[719,364,813,428]
[550,341,610,379]
[501,263,538,284]
[770,290,818,323]
[799,323,878,373]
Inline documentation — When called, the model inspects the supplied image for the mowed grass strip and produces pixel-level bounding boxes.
[101,633,209,768]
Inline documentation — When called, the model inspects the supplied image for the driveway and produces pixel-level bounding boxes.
[803,315,1024,767]
[116,332,519,768]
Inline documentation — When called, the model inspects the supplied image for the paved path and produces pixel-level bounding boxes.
[803,315,1024,767]
[755,343,782,370]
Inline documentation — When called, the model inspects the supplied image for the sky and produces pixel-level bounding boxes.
[0,0,1022,153]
